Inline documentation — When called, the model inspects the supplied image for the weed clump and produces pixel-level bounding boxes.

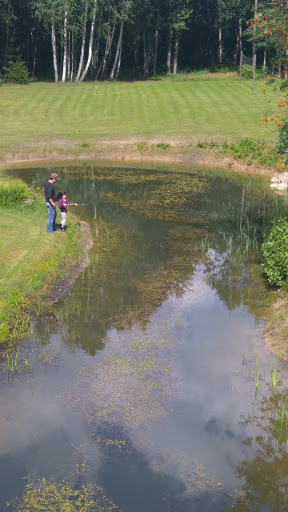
[221,137,278,167]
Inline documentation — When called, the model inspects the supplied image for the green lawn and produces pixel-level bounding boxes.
[0,79,276,150]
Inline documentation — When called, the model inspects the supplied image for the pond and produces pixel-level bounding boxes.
[1,163,288,511]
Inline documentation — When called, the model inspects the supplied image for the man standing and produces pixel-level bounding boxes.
[44,173,61,233]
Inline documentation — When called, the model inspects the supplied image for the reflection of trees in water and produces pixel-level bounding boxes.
[55,167,286,354]
[221,370,288,512]
[204,187,285,320]
[59,215,203,354]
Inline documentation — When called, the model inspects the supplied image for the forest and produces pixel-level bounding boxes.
[0,0,271,82]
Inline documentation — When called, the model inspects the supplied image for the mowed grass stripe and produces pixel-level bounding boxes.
[0,80,275,147]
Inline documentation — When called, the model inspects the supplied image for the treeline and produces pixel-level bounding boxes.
[0,0,267,82]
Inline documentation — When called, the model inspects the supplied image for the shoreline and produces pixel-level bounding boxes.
[0,139,277,177]
[50,220,93,306]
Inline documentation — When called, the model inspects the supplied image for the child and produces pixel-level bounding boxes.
[57,191,78,232]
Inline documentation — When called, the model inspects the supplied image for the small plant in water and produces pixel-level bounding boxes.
[271,354,280,390]
[6,351,19,375]
[7,477,118,511]
[255,356,260,397]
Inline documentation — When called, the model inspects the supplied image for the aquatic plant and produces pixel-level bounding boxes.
[271,354,280,390]
[6,478,118,511]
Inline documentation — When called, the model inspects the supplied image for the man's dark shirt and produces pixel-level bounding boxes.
[44,181,56,203]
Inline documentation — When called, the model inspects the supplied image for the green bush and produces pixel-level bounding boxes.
[262,218,288,287]
[224,137,258,158]
[276,118,288,155]
[0,175,30,207]
[241,64,254,80]
[5,61,29,84]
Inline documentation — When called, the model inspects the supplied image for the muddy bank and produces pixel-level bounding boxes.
[51,221,93,305]
[264,294,288,363]
[0,138,276,176]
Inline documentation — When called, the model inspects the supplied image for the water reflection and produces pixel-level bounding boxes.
[2,164,288,511]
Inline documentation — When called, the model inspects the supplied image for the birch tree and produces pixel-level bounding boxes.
[166,0,192,74]
[78,0,98,82]
[109,0,132,80]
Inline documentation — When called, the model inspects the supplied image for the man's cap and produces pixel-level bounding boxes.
[50,173,61,181]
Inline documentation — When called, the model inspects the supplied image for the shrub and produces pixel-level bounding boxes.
[241,64,254,80]
[222,137,258,158]
[0,175,30,207]
[5,61,29,84]
[276,118,288,155]
[262,218,288,287]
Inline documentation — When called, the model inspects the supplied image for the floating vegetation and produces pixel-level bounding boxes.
[68,167,210,224]
[6,477,119,512]
[66,325,179,430]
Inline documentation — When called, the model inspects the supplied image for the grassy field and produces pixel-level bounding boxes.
[0,78,276,155]
[0,174,84,346]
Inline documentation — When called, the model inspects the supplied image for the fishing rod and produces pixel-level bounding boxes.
[69,202,123,206]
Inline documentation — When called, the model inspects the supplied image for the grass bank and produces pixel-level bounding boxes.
[0,78,277,170]
[0,173,88,348]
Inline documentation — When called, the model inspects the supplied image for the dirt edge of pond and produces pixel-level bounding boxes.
[0,139,276,177]
[51,220,93,305]
[265,295,288,364]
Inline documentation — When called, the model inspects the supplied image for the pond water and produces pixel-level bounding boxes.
[1,163,288,511]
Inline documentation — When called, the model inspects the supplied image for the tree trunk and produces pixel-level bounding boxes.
[239,17,242,54]
[110,21,123,80]
[263,47,267,67]
[96,22,116,80]
[235,16,242,62]
[115,29,123,79]
[143,33,148,77]
[51,21,59,84]
[62,8,68,83]
[173,33,179,74]
[218,25,222,65]
[32,45,37,77]
[70,32,74,81]
[67,31,71,81]
[75,0,88,82]
[134,39,138,67]
[153,1,160,77]
[252,0,258,63]
[79,0,97,83]
[167,29,173,74]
